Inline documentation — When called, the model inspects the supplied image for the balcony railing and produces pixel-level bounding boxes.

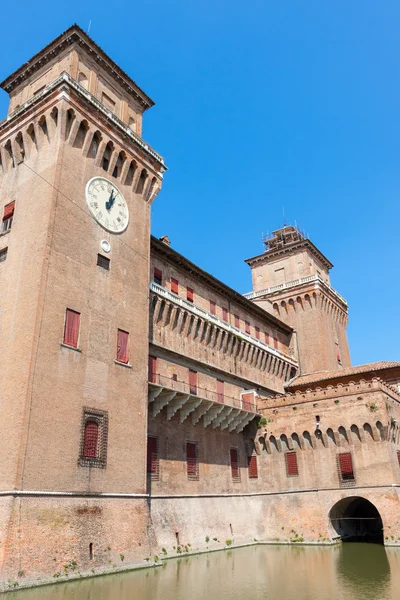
[149,373,257,413]
[150,281,297,366]
[243,274,348,307]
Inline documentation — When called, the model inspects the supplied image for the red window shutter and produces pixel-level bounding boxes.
[264,332,270,344]
[217,379,224,403]
[3,201,15,220]
[210,300,216,315]
[186,442,198,479]
[339,452,354,480]
[286,452,299,476]
[171,278,179,294]
[189,369,197,395]
[222,307,228,321]
[273,337,278,349]
[255,326,260,340]
[241,392,254,411]
[248,455,258,478]
[154,268,162,285]
[147,436,159,476]
[117,329,129,363]
[148,356,157,383]
[230,448,240,480]
[234,314,240,328]
[245,321,250,334]
[83,421,99,458]
[187,287,194,302]
[63,309,80,347]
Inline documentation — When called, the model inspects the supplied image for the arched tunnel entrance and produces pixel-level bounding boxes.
[329,497,383,544]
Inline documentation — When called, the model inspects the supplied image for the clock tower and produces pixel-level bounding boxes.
[0,25,165,581]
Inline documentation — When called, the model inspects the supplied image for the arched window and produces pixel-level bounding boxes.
[73,120,89,149]
[280,434,289,450]
[112,151,126,178]
[376,421,385,441]
[303,431,313,448]
[125,160,137,186]
[327,428,336,445]
[102,141,114,172]
[269,435,279,453]
[83,421,99,458]
[338,426,349,444]
[350,424,361,443]
[136,168,148,194]
[88,131,102,159]
[363,423,374,440]
[291,433,301,449]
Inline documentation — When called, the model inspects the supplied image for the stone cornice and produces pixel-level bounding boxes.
[245,238,333,271]
[0,72,166,170]
[1,24,154,111]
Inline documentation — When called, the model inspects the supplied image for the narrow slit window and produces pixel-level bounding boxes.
[230,448,240,482]
[186,441,199,480]
[187,287,194,303]
[63,309,80,348]
[117,329,129,364]
[285,451,299,477]
[248,455,258,479]
[147,436,159,480]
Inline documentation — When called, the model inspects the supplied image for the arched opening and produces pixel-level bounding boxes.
[329,496,383,544]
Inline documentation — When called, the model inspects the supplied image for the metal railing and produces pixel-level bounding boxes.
[149,372,256,413]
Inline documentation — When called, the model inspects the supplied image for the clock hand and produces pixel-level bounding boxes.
[105,190,115,211]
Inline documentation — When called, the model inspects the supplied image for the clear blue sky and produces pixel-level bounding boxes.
[0,1,399,366]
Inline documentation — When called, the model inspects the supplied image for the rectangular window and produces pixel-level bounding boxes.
[245,321,251,334]
[2,201,15,232]
[79,408,108,468]
[230,448,240,482]
[186,441,199,480]
[255,326,260,340]
[273,336,278,349]
[234,314,240,328]
[154,268,162,286]
[248,455,258,479]
[189,369,198,395]
[0,247,8,262]
[63,309,80,348]
[264,332,270,345]
[217,379,224,404]
[210,300,216,315]
[338,452,355,482]
[171,278,179,295]
[187,287,194,303]
[116,329,129,364]
[97,254,110,270]
[285,452,299,477]
[148,355,157,383]
[222,307,228,322]
[147,436,159,480]
[336,342,342,364]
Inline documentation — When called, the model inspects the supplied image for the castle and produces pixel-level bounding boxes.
[0,25,400,590]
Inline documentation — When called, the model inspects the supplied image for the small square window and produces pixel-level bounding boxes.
[79,408,108,468]
[0,247,8,262]
[97,254,110,270]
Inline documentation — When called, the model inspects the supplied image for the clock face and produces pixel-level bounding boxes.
[85,177,129,233]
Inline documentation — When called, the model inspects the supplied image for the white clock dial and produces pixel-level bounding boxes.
[86,177,129,233]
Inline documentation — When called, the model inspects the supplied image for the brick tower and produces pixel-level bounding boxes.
[245,226,350,375]
[0,26,165,580]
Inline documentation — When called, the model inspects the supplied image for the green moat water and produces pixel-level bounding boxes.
[5,544,400,600]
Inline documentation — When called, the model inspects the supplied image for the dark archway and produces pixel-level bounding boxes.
[329,497,383,544]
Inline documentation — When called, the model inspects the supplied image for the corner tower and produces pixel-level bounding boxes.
[0,25,165,582]
[245,226,350,375]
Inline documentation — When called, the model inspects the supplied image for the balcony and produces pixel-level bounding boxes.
[148,373,259,433]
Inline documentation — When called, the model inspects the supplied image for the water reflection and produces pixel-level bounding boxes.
[5,544,400,600]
